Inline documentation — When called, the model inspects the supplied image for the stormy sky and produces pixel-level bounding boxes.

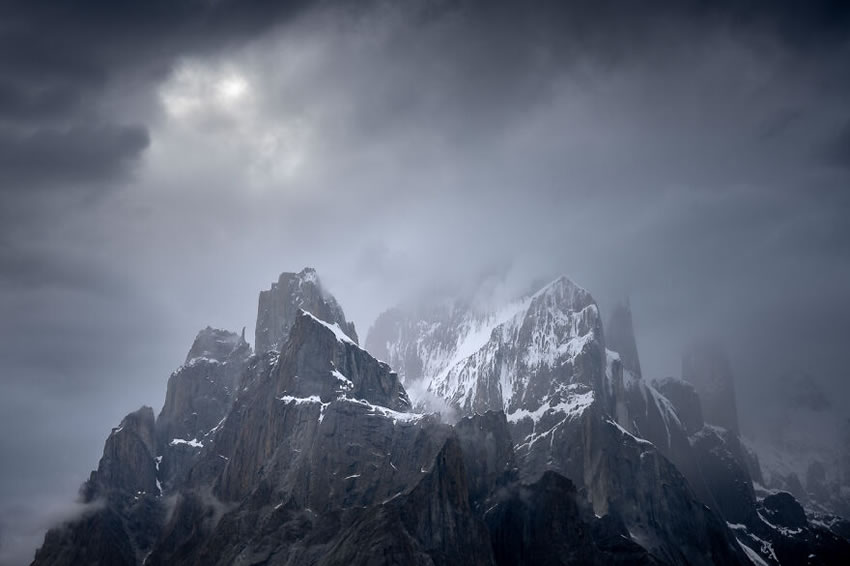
[1,1,849,563]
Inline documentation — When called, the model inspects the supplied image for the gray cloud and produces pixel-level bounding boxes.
[0,124,150,191]
[821,121,850,170]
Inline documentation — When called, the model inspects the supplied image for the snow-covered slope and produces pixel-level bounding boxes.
[368,276,611,417]
[366,276,758,566]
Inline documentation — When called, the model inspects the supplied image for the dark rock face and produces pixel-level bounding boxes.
[184,326,248,364]
[454,411,518,506]
[155,327,251,490]
[368,276,750,566]
[728,490,850,566]
[606,302,642,378]
[620,369,723,518]
[762,491,808,529]
[388,437,494,566]
[36,406,165,566]
[212,310,417,503]
[256,267,358,353]
[85,406,158,498]
[653,376,704,435]
[580,412,746,566]
[32,505,136,566]
[690,425,759,526]
[484,471,660,566]
[33,270,850,566]
[682,342,740,433]
[144,307,497,566]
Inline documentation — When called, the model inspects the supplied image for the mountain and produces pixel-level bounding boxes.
[741,370,850,520]
[31,269,849,565]
[255,267,358,352]
[606,300,642,378]
[682,341,740,433]
[156,327,251,491]
[368,277,747,565]
[369,279,850,565]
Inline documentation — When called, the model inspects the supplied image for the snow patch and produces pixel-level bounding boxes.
[277,394,331,423]
[332,369,354,390]
[737,538,771,566]
[170,438,203,448]
[301,311,356,346]
[342,397,423,424]
[607,419,654,447]
[507,389,594,424]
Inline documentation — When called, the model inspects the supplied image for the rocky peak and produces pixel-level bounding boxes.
[255,267,358,353]
[779,370,832,412]
[606,301,642,379]
[762,491,808,529]
[682,341,740,433]
[653,376,704,435]
[85,406,157,498]
[455,411,519,506]
[273,310,411,410]
[368,275,607,416]
[157,327,253,491]
[185,326,249,364]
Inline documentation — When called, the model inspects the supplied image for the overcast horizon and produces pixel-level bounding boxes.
[1,1,849,563]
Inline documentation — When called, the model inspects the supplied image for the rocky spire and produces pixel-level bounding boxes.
[84,406,158,499]
[156,327,252,490]
[255,267,358,353]
[682,341,740,433]
[606,300,642,379]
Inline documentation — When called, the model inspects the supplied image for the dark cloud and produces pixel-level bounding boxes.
[0,124,150,191]
[821,121,850,170]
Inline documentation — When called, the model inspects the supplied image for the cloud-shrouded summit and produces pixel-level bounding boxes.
[1,1,849,564]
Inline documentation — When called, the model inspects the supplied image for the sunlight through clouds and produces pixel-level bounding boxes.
[154,57,311,188]
[160,60,252,118]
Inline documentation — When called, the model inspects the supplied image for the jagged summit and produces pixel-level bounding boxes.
[682,340,740,433]
[157,326,252,492]
[368,275,594,375]
[255,267,358,353]
[185,326,249,363]
[606,301,642,379]
[83,406,157,499]
[274,309,412,411]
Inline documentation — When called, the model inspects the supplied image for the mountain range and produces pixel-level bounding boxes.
[30,267,850,565]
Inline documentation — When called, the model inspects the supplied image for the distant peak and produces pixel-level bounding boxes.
[186,327,250,364]
[606,301,642,379]
[537,274,588,294]
[530,275,595,310]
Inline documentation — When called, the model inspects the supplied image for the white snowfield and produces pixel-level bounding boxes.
[420,276,600,413]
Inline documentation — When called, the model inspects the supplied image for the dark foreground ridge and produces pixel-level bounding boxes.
[32,269,850,565]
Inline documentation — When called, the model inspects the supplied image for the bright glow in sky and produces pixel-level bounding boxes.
[160,61,250,117]
[217,75,248,103]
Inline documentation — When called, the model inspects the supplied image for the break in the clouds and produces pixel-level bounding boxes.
[1,1,849,564]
